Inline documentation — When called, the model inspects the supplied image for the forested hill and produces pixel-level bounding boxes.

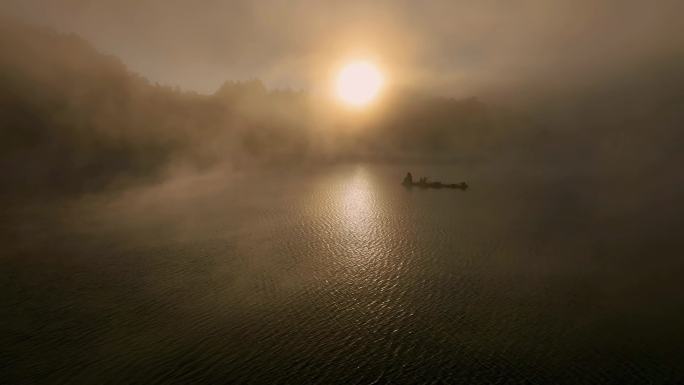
[0,19,595,199]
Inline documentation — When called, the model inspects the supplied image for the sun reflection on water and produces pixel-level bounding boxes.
[325,166,396,270]
[305,166,398,270]
[340,167,376,234]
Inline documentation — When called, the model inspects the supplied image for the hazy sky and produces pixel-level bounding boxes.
[2,0,682,96]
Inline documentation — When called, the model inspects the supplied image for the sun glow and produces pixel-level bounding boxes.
[336,61,384,108]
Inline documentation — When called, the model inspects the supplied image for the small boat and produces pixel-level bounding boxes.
[402,172,468,190]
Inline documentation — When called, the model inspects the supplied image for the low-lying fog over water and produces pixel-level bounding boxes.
[3,164,683,384]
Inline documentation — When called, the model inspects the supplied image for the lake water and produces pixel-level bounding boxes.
[2,163,683,384]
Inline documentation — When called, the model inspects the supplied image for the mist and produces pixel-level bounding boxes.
[2,1,682,94]
[1,16,682,207]
[2,3,684,383]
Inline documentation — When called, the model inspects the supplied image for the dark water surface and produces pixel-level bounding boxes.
[3,164,683,384]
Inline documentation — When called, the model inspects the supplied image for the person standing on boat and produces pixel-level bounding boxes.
[403,172,413,185]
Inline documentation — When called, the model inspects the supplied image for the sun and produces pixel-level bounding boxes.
[336,60,384,107]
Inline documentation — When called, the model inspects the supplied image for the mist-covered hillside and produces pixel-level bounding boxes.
[2,19,682,202]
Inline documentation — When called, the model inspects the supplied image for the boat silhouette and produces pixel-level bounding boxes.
[402,172,468,190]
